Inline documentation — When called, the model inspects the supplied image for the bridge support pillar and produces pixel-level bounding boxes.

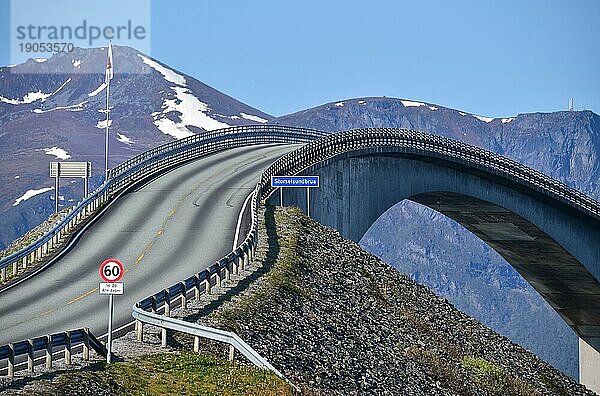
[580,337,600,394]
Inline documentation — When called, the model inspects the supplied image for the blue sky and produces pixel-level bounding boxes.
[1,0,599,117]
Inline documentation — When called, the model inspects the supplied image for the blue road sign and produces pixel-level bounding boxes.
[271,176,319,188]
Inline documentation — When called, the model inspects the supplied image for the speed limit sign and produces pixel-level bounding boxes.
[99,259,124,283]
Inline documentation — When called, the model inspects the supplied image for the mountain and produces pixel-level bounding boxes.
[275,97,600,378]
[0,46,273,249]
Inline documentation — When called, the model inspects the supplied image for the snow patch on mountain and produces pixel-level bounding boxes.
[117,133,134,145]
[138,54,186,86]
[0,78,71,104]
[89,83,107,97]
[41,147,71,160]
[335,102,345,107]
[240,113,268,123]
[152,86,230,139]
[502,117,515,124]
[1,90,50,105]
[473,114,494,123]
[428,106,438,111]
[401,100,426,108]
[34,58,47,63]
[214,114,241,120]
[34,101,87,113]
[96,119,112,129]
[73,59,82,68]
[13,187,54,206]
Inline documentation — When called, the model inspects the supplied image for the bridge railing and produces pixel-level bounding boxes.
[255,128,600,220]
[0,125,327,282]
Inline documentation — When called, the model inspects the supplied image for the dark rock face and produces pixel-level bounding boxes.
[209,206,596,395]
[0,46,273,249]
[275,98,600,378]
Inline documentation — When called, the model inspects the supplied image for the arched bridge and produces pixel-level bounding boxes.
[0,125,598,389]
[262,129,600,352]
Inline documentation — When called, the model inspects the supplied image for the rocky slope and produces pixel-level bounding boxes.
[0,46,272,249]
[275,97,600,378]
[198,206,595,395]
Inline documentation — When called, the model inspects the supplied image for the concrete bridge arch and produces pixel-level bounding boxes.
[265,130,600,387]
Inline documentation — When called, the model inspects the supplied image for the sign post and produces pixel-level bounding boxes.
[270,176,320,217]
[50,161,92,213]
[99,259,124,363]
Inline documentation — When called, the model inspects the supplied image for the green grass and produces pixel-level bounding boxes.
[404,346,468,394]
[215,207,307,332]
[540,375,570,396]
[461,356,539,396]
[37,352,291,396]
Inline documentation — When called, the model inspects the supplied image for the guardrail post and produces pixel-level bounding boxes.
[64,331,71,365]
[161,291,170,348]
[164,291,171,317]
[161,327,168,348]
[7,343,14,379]
[225,260,231,282]
[46,335,52,369]
[228,345,235,362]
[1,267,5,281]
[235,255,241,275]
[83,328,90,361]
[22,255,28,270]
[216,268,222,288]
[135,319,144,342]
[243,249,249,270]
[27,339,34,373]
[12,262,17,277]
[194,277,201,300]
[180,282,187,309]
[205,277,212,295]
[193,336,200,353]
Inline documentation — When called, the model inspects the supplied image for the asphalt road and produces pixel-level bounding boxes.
[0,144,293,345]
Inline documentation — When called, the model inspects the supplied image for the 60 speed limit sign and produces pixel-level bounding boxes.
[99,259,124,283]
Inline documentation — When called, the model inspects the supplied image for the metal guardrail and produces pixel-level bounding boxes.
[256,128,600,221]
[0,125,328,281]
[0,327,106,379]
[131,307,284,377]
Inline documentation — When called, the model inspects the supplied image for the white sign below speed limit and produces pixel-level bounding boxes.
[99,259,124,283]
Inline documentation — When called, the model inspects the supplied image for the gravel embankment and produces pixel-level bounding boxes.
[193,206,596,396]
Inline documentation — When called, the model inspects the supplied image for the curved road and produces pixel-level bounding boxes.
[0,144,294,344]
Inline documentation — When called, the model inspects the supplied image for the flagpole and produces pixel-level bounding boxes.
[104,74,110,181]
[104,41,112,182]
